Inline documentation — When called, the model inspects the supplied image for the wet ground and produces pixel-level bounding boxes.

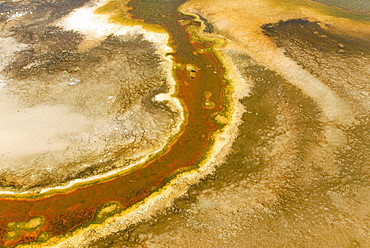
[89,19,370,248]
[0,0,181,192]
[1,0,370,247]
[0,0,226,246]
[89,1,370,247]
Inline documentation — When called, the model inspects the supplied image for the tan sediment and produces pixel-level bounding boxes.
[8,0,370,246]
[20,0,359,244]
[18,17,252,247]
[181,0,359,125]
[179,0,368,179]
[75,1,370,247]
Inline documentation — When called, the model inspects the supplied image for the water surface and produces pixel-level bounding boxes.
[312,0,370,13]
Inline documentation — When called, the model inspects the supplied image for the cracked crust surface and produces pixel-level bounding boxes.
[0,0,181,193]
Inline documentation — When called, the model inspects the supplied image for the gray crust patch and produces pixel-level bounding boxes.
[0,2,180,192]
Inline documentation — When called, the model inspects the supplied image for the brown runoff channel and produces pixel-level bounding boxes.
[0,0,225,246]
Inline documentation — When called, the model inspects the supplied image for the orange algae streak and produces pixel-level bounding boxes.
[0,30,224,248]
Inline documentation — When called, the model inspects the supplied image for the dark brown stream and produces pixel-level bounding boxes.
[0,0,225,246]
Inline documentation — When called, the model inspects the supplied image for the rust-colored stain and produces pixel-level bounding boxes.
[0,21,224,246]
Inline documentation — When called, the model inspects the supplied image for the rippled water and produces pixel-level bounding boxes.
[312,0,370,13]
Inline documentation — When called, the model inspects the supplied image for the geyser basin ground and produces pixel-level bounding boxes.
[0,0,232,246]
[0,0,370,247]
[0,2,182,193]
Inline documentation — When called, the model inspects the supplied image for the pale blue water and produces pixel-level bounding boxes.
[313,0,370,13]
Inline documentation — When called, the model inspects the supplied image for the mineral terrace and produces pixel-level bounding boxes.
[0,0,182,193]
[1,0,370,247]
